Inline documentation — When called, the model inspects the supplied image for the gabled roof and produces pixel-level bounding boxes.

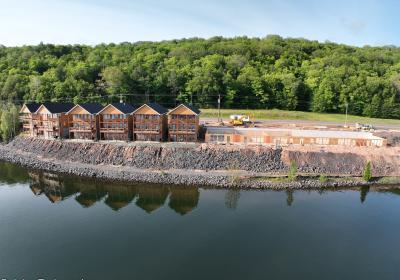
[80,103,104,114]
[67,103,104,115]
[21,103,41,113]
[38,102,75,114]
[98,103,136,114]
[167,103,201,115]
[132,103,168,115]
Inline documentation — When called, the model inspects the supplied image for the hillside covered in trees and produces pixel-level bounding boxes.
[0,35,400,118]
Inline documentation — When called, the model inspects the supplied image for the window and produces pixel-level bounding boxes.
[210,134,224,142]
[338,138,352,146]
[316,138,329,145]
[251,136,263,143]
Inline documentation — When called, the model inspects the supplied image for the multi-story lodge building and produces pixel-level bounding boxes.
[35,103,74,139]
[132,103,168,141]
[167,104,200,142]
[67,103,104,140]
[98,103,136,141]
[19,103,41,137]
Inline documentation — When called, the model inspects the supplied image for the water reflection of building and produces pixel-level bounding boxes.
[136,185,169,213]
[225,189,240,210]
[75,184,107,208]
[169,187,200,215]
[29,172,77,203]
[27,171,202,214]
[104,185,137,211]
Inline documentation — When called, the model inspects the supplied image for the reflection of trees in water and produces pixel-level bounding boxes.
[225,189,240,209]
[0,161,30,185]
[22,171,400,212]
[286,190,294,206]
[386,189,400,196]
[169,187,200,215]
[360,186,370,204]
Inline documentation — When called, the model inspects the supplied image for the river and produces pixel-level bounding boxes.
[0,161,399,280]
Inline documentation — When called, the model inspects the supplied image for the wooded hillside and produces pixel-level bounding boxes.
[1,35,400,118]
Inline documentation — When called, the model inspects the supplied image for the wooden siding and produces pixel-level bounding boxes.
[168,114,199,142]
[19,113,41,137]
[133,113,167,141]
[33,106,68,139]
[98,106,132,141]
[67,106,99,140]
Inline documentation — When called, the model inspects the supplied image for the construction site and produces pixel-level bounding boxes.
[203,113,400,148]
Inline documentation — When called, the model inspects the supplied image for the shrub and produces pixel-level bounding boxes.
[363,161,372,182]
[288,161,297,181]
[319,174,328,183]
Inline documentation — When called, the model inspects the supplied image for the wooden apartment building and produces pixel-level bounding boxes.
[132,103,168,141]
[167,104,200,142]
[35,103,74,139]
[19,103,41,137]
[67,103,103,140]
[98,103,135,141]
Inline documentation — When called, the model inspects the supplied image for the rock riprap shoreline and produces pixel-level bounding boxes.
[0,137,398,189]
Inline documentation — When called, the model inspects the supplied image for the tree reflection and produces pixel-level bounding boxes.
[360,186,370,204]
[0,161,30,184]
[286,190,294,206]
[225,189,240,209]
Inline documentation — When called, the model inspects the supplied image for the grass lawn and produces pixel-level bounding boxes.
[200,108,400,125]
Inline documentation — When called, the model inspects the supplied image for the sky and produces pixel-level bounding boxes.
[0,0,399,47]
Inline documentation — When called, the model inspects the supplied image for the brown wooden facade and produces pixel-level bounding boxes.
[132,103,168,141]
[98,103,134,141]
[35,103,74,139]
[67,103,103,140]
[167,104,200,142]
[19,103,41,137]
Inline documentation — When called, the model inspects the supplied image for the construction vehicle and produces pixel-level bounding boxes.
[356,123,375,132]
[230,114,252,126]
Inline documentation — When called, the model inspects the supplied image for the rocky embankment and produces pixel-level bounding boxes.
[0,137,399,189]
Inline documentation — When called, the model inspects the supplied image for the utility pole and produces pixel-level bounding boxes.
[217,94,221,123]
[344,102,349,128]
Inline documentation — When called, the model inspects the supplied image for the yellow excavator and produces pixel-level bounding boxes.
[229,114,252,126]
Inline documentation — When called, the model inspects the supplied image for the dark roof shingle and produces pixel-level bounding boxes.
[111,103,136,114]
[42,103,75,114]
[183,103,201,115]
[146,103,168,114]
[79,103,104,114]
[25,103,41,113]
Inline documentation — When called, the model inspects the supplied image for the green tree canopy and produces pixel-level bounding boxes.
[0,37,398,118]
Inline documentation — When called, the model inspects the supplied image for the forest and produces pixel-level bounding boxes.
[0,35,400,119]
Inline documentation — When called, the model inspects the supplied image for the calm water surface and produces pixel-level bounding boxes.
[0,161,399,280]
